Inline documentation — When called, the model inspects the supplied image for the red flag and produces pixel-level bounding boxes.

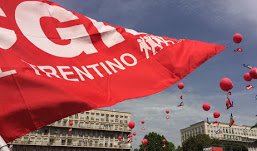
[246,85,254,90]
[0,0,226,142]
[234,48,243,52]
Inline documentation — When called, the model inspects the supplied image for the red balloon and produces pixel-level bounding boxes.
[128,121,135,129]
[220,78,233,91]
[202,103,211,111]
[178,83,184,89]
[233,33,242,43]
[166,110,169,114]
[162,139,166,143]
[133,132,136,136]
[244,73,252,82]
[118,136,122,140]
[249,68,257,79]
[69,121,73,126]
[213,111,220,118]
[142,139,148,145]
[141,120,145,124]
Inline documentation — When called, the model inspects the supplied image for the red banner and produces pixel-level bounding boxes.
[0,0,226,142]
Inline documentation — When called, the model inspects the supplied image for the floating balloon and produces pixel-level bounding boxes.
[69,121,73,126]
[249,68,257,79]
[233,33,242,43]
[220,78,233,91]
[166,116,170,120]
[141,120,145,124]
[202,103,211,111]
[163,144,166,148]
[68,128,72,132]
[118,136,122,140]
[141,127,145,131]
[244,73,252,82]
[142,139,148,145]
[128,121,135,129]
[162,139,166,143]
[166,110,169,114]
[133,132,136,136]
[214,111,220,118]
[178,83,184,89]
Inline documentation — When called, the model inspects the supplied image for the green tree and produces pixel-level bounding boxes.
[182,134,221,151]
[175,145,182,151]
[138,132,175,151]
[222,141,248,151]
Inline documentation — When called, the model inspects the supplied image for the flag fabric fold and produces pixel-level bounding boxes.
[0,0,226,142]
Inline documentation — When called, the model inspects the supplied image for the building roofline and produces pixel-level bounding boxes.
[181,121,253,131]
[92,109,131,114]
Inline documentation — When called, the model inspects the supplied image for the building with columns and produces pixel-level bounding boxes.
[181,121,257,151]
[11,109,132,151]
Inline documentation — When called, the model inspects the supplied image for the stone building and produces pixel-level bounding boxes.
[11,109,132,151]
[181,121,257,151]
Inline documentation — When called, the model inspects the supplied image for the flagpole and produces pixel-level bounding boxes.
[0,136,10,151]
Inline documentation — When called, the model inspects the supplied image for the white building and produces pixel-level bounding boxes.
[11,109,132,151]
[181,121,257,151]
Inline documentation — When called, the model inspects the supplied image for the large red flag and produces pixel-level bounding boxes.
[0,0,226,142]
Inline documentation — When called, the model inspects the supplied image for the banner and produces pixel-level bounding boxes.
[0,0,226,142]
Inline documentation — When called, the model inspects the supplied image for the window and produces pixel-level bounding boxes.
[61,139,66,145]
[106,114,109,122]
[73,130,78,136]
[79,131,83,137]
[101,114,105,121]
[96,113,99,121]
[80,112,84,120]
[63,120,67,126]
[75,121,78,127]
[95,123,100,129]
[44,129,48,135]
[95,131,99,137]
[79,122,83,127]
[75,114,78,119]
[91,116,94,121]
[110,115,114,122]
[115,115,119,122]
[62,130,66,136]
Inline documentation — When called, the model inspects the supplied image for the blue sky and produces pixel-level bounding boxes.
[51,0,257,148]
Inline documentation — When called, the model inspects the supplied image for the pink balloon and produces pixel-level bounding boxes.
[141,120,145,124]
[233,33,242,43]
[166,110,169,114]
[69,121,73,126]
[142,139,148,145]
[213,111,220,118]
[133,132,136,136]
[162,139,166,143]
[178,83,184,89]
[220,78,233,91]
[128,121,135,129]
[249,68,257,79]
[118,136,122,140]
[244,73,252,81]
[166,116,170,120]
[202,103,211,111]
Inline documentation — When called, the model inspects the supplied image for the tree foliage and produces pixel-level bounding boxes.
[182,134,248,151]
[138,132,175,151]
[175,145,183,151]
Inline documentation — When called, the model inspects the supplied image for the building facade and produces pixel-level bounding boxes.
[11,109,132,151]
[181,121,257,151]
